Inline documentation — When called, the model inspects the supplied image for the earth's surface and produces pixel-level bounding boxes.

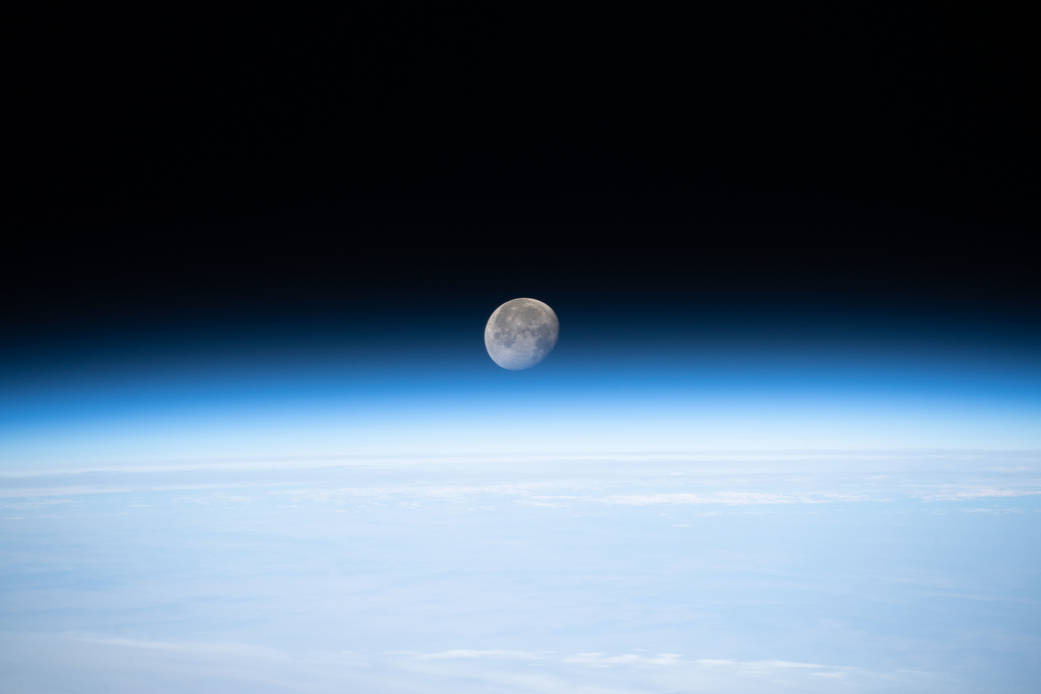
[2,451,1039,693]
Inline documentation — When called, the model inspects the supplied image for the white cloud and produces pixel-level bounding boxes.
[564,652,681,666]
[0,633,955,694]
[412,649,542,661]
[695,658,830,670]
[602,491,865,506]
[920,487,1041,501]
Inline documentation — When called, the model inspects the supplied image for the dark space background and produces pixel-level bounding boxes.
[7,4,1036,223]
[3,4,1038,374]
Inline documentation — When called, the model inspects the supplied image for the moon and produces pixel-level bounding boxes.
[484,298,559,370]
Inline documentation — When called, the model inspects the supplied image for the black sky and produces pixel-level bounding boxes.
[4,4,1039,358]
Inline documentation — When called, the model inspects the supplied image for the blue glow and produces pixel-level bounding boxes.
[3,327,1041,470]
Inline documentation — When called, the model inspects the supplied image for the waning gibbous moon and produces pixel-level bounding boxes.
[484,298,559,370]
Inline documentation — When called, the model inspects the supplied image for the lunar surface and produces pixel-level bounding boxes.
[484,298,559,370]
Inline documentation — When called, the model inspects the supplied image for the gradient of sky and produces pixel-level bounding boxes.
[3,247,1041,692]
[3,274,1041,469]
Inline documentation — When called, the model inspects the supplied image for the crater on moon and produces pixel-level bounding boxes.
[484,298,559,370]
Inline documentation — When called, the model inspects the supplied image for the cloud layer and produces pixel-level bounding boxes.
[2,452,1040,692]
